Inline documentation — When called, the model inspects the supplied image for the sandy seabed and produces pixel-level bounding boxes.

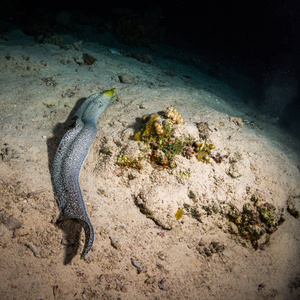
[0,30,299,299]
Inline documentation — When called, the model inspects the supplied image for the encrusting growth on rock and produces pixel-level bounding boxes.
[132,106,216,168]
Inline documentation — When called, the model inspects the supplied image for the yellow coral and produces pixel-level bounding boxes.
[165,106,185,124]
[134,114,162,143]
[153,121,164,135]
[175,209,183,220]
[195,141,215,163]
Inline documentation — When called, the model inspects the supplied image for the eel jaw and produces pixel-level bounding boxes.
[102,88,117,101]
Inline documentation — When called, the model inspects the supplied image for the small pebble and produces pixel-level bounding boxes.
[0,214,22,231]
[158,278,166,290]
[25,242,41,258]
[51,53,63,60]
[109,236,121,250]
[118,74,134,84]
[131,258,145,274]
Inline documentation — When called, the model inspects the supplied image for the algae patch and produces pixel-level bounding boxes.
[227,195,285,249]
[117,153,143,170]
[183,204,202,222]
[178,192,285,249]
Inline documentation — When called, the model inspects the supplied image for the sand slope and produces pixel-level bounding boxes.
[0,30,299,299]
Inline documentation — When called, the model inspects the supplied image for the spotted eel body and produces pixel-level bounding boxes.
[51,89,116,258]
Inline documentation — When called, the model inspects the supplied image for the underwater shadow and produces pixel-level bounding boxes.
[56,217,82,265]
[132,117,142,135]
[47,97,86,264]
[131,110,166,137]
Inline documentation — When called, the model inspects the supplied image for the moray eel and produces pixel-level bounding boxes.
[51,89,116,259]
